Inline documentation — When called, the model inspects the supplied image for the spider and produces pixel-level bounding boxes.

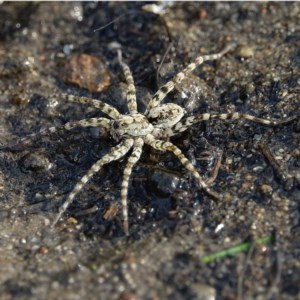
[2,45,298,235]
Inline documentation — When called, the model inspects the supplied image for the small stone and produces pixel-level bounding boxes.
[148,169,180,197]
[36,245,49,255]
[19,151,50,172]
[198,9,207,20]
[60,53,111,92]
[243,83,255,94]
[67,217,78,225]
[9,91,29,106]
[238,45,254,58]
[222,192,232,202]
[119,292,138,300]
[102,204,118,221]
[188,283,216,300]
[260,184,273,194]
[168,210,178,220]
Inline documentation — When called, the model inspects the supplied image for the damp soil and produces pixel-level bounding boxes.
[0,2,299,300]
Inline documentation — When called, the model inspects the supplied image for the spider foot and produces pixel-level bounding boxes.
[203,185,222,201]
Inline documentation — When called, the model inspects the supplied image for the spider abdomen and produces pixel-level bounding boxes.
[148,103,186,128]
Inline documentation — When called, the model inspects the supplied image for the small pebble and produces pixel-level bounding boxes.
[188,283,216,300]
[260,184,273,194]
[238,45,254,58]
[60,53,111,92]
[19,152,50,172]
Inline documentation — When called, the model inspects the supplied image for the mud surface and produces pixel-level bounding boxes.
[0,2,299,300]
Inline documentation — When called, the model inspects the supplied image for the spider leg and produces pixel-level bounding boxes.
[54,93,121,119]
[117,49,138,114]
[51,138,134,227]
[121,137,144,235]
[191,112,299,126]
[145,44,233,113]
[145,137,220,200]
[204,150,223,186]
[0,117,111,150]
[165,113,299,136]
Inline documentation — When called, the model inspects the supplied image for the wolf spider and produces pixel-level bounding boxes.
[2,45,297,235]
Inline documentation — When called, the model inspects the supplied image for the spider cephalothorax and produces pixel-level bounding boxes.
[2,45,298,235]
[110,113,153,140]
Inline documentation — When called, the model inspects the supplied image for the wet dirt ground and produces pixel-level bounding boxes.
[0,2,299,300]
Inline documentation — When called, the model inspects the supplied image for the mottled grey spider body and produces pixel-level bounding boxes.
[3,45,298,235]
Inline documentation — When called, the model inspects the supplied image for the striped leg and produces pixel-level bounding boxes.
[51,138,134,227]
[145,138,220,200]
[121,138,144,235]
[146,44,233,113]
[204,150,223,186]
[54,93,121,119]
[165,113,299,136]
[0,117,111,150]
[117,49,138,113]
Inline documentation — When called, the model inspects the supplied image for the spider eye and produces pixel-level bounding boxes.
[148,116,158,124]
[113,122,120,129]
